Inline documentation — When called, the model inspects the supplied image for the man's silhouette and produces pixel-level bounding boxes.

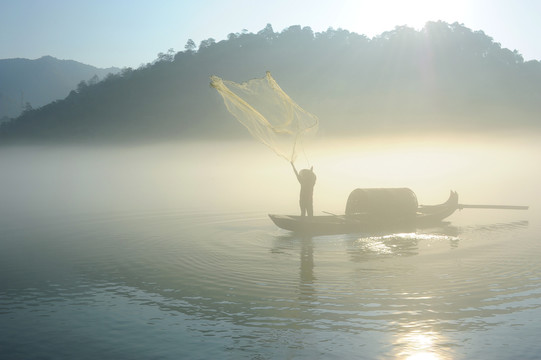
[291,162,316,217]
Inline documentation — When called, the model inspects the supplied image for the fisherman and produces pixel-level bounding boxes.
[291,162,316,217]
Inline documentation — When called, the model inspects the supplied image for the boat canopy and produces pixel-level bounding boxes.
[345,188,418,216]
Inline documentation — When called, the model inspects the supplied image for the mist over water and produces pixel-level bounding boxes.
[1,133,537,216]
[1,133,540,359]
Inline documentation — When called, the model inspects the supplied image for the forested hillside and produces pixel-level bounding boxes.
[1,21,540,144]
[0,56,118,120]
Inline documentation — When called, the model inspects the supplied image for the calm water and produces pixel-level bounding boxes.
[1,138,540,359]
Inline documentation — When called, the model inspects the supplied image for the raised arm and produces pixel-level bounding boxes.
[291,161,300,181]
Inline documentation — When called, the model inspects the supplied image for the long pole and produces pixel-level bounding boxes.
[458,204,529,210]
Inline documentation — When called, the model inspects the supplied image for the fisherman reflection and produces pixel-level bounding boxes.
[291,162,316,217]
[299,236,316,304]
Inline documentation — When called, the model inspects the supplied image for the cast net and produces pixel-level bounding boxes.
[210,72,319,162]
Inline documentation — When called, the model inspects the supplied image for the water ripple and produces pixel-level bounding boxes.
[1,209,540,359]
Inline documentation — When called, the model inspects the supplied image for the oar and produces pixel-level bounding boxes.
[323,211,367,223]
[458,204,529,210]
[322,211,348,223]
[322,211,349,220]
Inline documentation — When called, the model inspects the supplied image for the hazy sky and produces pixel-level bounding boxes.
[1,0,540,68]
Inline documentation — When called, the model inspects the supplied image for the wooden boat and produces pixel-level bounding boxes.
[269,189,459,235]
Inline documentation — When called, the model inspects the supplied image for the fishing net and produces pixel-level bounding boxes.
[210,72,319,162]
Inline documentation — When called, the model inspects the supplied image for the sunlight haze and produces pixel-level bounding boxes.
[1,0,540,68]
[1,1,541,359]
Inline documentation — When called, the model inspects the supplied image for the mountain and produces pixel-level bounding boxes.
[1,22,540,144]
[0,56,119,120]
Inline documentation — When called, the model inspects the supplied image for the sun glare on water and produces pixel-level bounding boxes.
[397,330,448,360]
